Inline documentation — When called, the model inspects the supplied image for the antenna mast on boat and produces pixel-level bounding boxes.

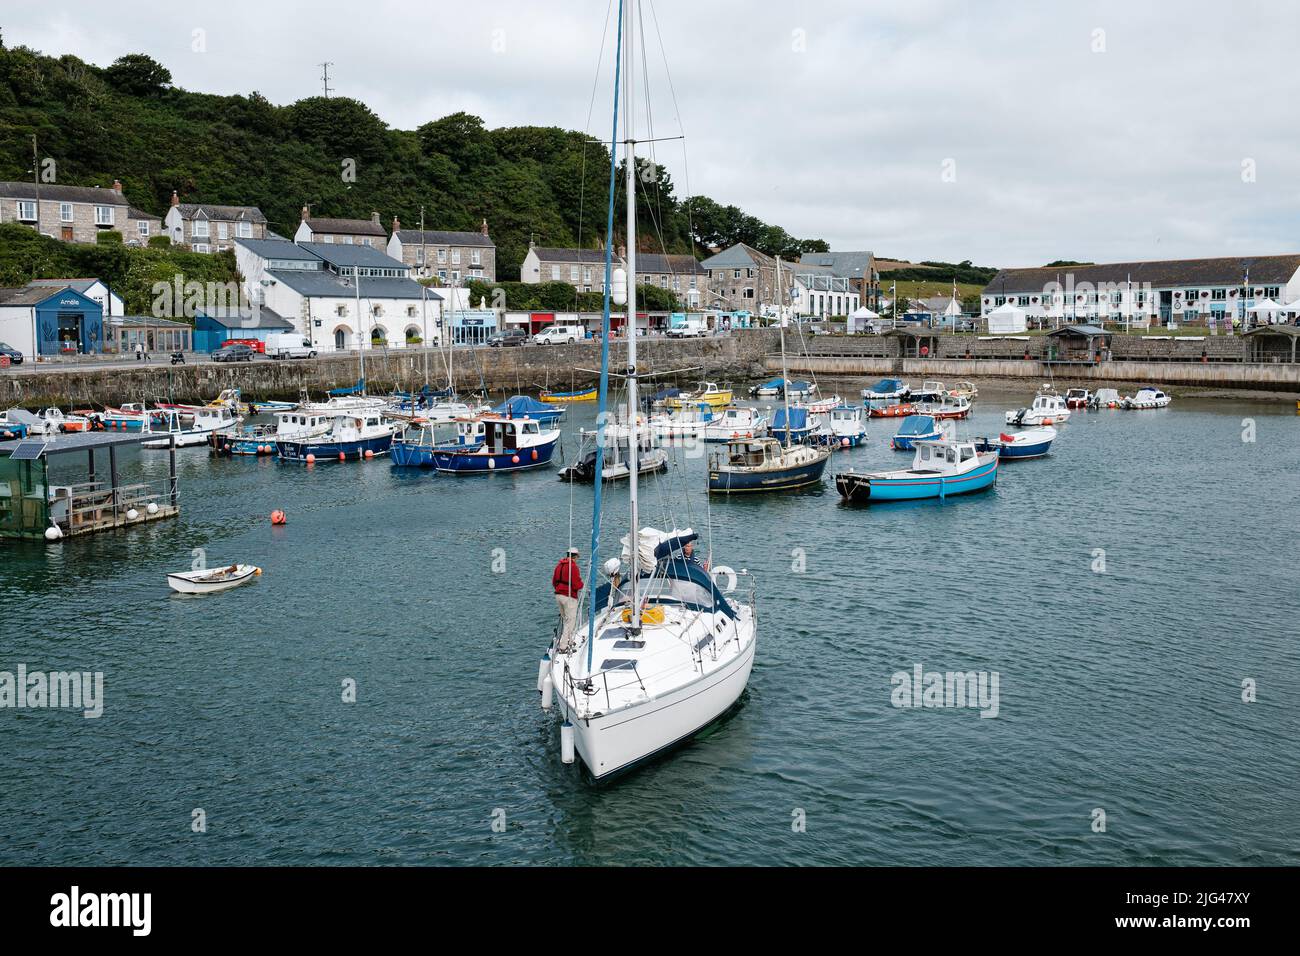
[623,0,641,634]
[776,255,792,449]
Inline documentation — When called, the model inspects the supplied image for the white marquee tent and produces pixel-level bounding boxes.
[986,303,1028,334]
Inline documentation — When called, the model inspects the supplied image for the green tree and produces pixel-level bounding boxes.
[104,54,171,96]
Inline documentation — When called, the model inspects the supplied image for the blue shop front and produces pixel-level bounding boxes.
[34,288,105,356]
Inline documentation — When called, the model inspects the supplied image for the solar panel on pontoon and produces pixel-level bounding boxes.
[7,441,47,460]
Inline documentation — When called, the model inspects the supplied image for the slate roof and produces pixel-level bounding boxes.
[234,238,321,262]
[395,229,494,248]
[27,278,112,295]
[197,305,294,330]
[531,246,612,265]
[0,182,128,205]
[298,242,407,270]
[799,251,874,279]
[635,253,706,276]
[128,206,161,221]
[176,203,266,223]
[701,243,774,271]
[304,216,386,237]
[266,270,438,301]
[984,255,1300,294]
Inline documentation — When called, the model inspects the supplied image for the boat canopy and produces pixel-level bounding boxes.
[787,380,813,392]
[896,415,938,436]
[493,395,555,418]
[329,379,365,396]
[772,407,809,430]
[869,379,905,393]
[756,377,786,390]
[592,560,735,619]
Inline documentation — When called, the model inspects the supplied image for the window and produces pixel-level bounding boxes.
[407,306,417,317]
[584,267,592,282]
[60,203,74,222]
[361,239,372,247]
[193,243,210,253]
[342,236,353,245]
[416,249,425,265]
[94,205,114,226]
[192,219,210,238]
[437,249,447,263]
[215,222,227,240]
[17,201,37,221]
[237,221,252,238]
[372,305,383,317]
[438,270,447,280]
[336,305,348,317]
[733,270,741,279]
[323,235,334,243]
[570,266,580,281]
[471,250,481,266]
[471,269,483,278]
[137,221,149,238]
[451,271,460,281]
[451,249,461,264]
[551,265,561,280]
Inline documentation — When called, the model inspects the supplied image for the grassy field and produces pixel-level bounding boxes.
[886,280,986,303]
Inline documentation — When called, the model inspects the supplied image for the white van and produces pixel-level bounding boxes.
[265,332,317,360]
[533,324,585,345]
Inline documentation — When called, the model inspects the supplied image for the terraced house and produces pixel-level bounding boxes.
[163,191,268,253]
[387,218,496,282]
[294,208,387,247]
[0,179,130,243]
[520,242,705,305]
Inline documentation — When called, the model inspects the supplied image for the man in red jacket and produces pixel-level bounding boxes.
[552,547,584,652]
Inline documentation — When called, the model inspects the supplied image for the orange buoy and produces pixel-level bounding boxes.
[338,452,346,461]
[306,453,316,463]
[270,510,286,525]
[512,454,520,464]
[531,449,538,460]
[364,450,374,459]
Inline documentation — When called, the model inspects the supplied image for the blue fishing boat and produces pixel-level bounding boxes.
[771,406,815,444]
[276,412,402,463]
[432,415,560,474]
[212,423,277,456]
[891,414,943,451]
[835,438,998,504]
[974,426,1057,460]
[813,405,867,448]
[391,420,483,467]
[492,394,566,425]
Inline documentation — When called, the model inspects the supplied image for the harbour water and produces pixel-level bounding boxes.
[2,384,1298,865]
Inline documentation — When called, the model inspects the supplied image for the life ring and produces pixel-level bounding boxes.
[710,564,738,593]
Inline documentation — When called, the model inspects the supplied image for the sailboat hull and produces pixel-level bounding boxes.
[707,455,828,493]
[560,634,755,781]
[432,437,559,473]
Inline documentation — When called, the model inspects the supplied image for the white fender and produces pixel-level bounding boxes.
[560,721,575,764]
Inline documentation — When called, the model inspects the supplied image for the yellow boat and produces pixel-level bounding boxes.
[540,388,597,403]
[666,383,733,409]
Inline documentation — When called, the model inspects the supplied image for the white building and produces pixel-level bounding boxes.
[982,254,1300,327]
[235,238,441,352]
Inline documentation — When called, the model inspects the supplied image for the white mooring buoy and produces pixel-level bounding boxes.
[537,652,550,692]
[540,674,553,711]
[560,721,575,764]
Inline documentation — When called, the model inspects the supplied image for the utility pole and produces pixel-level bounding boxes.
[320,62,334,98]
[32,134,40,233]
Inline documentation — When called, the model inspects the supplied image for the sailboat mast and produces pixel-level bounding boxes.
[356,271,366,393]
[776,255,792,449]
[624,0,640,627]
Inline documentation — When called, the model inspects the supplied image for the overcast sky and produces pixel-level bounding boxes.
[8,0,1300,267]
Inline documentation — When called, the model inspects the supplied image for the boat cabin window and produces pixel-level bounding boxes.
[946,447,957,464]
[522,422,539,435]
[960,446,974,461]
[918,446,932,462]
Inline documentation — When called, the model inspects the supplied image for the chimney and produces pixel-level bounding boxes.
[392,216,400,234]
[528,238,535,250]
[170,190,180,207]
[480,218,489,237]
[112,179,123,194]
[301,204,310,222]
[371,211,380,226]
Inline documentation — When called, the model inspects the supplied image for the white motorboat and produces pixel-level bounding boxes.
[701,405,769,442]
[1121,386,1172,409]
[797,393,841,414]
[543,1,755,780]
[142,406,241,448]
[813,405,867,448]
[1090,387,1121,409]
[167,563,261,594]
[908,381,948,403]
[422,400,491,424]
[1006,384,1072,426]
[558,429,669,482]
[649,403,717,439]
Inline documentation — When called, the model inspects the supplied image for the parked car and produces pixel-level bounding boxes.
[533,324,585,345]
[487,328,529,348]
[211,343,255,363]
[0,342,24,365]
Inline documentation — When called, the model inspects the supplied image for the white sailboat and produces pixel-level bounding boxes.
[540,0,756,779]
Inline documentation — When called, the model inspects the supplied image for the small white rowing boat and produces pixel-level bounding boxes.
[166,563,262,594]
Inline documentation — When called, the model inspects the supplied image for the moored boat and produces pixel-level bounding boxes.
[701,405,769,443]
[666,382,733,409]
[167,563,261,595]
[770,406,816,443]
[891,414,944,451]
[948,381,979,400]
[974,426,1057,460]
[835,437,998,504]
[914,395,972,420]
[432,415,559,473]
[558,429,668,481]
[276,412,403,462]
[1120,386,1172,410]
[1006,384,1071,426]
[1089,388,1121,409]
[541,387,596,403]
[1065,387,1091,409]
[142,406,241,448]
[493,394,566,426]
[867,401,917,419]
[708,436,830,493]
[813,405,867,448]
[861,378,910,401]
[649,402,716,439]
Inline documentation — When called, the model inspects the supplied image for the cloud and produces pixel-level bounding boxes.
[7,0,1299,267]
